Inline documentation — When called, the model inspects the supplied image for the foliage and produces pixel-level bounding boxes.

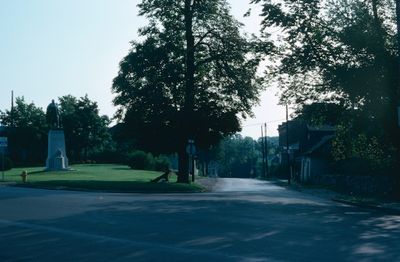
[126,150,171,171]
[216,135,259,178]
[0,97,48,165]
[269,164,287,179]
[331,125,350,162]
[294,103,349,126]
[0,97,48,129]
[0,156,13,171]
[253,0,400,173]
[334,131,386,166]
[112,0,267,182]
[206,134,279,178]
[253,0,398,111]
[59,95,114,161]
[0,95,115,166]
[126,151,155,170]
[154,155,170,171]
[88,149,125,164]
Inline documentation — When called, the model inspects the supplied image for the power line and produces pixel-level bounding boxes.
[241,118,286,128]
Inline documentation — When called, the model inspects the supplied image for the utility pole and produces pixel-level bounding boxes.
[286,104,291,185]
[261,125,266,179]
[265,123,269,179]
[11,91,14,127]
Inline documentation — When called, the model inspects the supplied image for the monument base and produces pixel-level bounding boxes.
[45,129,70,171]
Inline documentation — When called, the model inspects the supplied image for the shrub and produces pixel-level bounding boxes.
[154,156,170,171]
[127,151,154,170]
[269,164,288,179]
[89,149,125,164]
[0,157,13,171]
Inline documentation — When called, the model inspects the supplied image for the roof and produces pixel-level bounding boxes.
[282,142,299,150]
[307,125,336,132]
[304,135,334,155]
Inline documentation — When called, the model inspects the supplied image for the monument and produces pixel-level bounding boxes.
[45,100,69,171]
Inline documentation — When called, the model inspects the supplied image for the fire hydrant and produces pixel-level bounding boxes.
[20,171,28,183]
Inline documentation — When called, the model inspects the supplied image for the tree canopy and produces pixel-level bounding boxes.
[112,0,267,182]
[0,95,113,165]
[0,97,48,165]
[253,0,400,167]
[59,95,113,161]
[253,0,398,114]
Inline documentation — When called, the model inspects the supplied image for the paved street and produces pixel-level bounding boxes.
[0,179,399,261]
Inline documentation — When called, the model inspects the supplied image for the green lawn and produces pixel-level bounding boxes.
[1,164,204,193]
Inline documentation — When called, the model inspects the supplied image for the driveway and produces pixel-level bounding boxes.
[0,179,399,261]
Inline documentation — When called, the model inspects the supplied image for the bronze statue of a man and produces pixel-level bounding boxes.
[46,99,61,129]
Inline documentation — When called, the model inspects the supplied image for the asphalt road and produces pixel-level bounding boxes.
[0,179,399,262]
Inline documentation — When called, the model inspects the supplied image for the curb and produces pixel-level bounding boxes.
[268,179,400,215]
[332,198,400,215]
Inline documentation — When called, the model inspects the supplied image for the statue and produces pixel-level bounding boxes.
[46,100,61,129]
[45,99,69,171]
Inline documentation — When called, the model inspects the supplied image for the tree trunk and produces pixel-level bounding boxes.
[177,0,196,183]
[371,0,379,26]
[397,0,400,53]
[396,0,400,163]
[396,0,400,102]
[184,0,195,114]
[177,145,190,183]
[373,0,400,161]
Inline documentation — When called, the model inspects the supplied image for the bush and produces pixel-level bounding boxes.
[89,149,125,164]
[127,151,154,170]
[269,164,288,179]
[0,156,13,171]
[331,158,390,176]
[154,156,170,171]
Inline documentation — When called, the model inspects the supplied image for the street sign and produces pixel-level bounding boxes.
[186,139,196,155]
[0,137,7,147]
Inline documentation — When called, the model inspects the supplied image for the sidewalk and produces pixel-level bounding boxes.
[271,179,400,215]
[0,181,17,187]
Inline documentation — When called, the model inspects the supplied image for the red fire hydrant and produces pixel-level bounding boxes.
[20,171,28,183]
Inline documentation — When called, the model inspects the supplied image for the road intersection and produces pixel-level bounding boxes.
[0,179,399,261]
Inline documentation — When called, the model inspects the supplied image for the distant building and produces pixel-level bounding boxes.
[278,121,336,182]
[207,160,219,177]
[278,120,306,166]
[300,134,334,182]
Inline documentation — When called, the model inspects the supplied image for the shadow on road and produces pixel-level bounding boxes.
[0,179,399,261]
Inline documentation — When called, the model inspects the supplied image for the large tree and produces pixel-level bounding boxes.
[59,95,113,161]
[0,97,48,164]
[112,0,266,182]
[253,0,399,159]
[216,135,259,178]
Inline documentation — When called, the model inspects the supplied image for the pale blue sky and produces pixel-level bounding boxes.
[0,0,287,137]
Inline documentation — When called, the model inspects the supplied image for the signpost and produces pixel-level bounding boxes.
[0,137,8,181]
[397,106,400,127]
[186,139,196,182]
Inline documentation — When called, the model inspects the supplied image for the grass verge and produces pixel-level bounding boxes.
[1,164,205,193]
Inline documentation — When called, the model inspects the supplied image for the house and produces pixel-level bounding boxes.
[300,134,334,182]
[278,121,336,182]
[278,120,306,166]
[207,160,219,177]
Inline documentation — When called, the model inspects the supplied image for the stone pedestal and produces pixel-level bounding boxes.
[45,130,69,171]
